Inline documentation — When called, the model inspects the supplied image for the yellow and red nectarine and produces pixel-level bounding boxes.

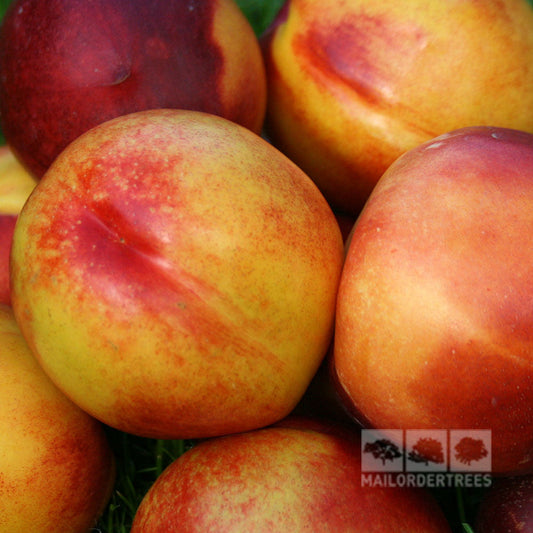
[10,109,344,440]
[263,0,533,214]
[0,304,115,532]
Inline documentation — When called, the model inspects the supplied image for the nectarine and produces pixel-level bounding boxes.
[0,0,267,178]
[334,126,533,475]
[0,303,115,532]
[10,109,344,440]
[263,0,533,214]
[131,417,452,532]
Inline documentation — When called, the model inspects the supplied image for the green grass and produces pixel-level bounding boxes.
[94,429,195,532]
[236,0,284,36]
[0,0,10,15]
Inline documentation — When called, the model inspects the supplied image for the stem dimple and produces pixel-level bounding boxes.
[110,64,131,86]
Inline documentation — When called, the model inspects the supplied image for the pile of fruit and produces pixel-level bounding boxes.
[1,0,533,531]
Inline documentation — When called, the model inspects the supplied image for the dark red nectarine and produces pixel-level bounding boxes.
[0,0,267,177]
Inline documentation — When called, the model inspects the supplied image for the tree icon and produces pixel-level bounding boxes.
[408,437,445,466]
[363,438,403,465]
[454,436,488,465]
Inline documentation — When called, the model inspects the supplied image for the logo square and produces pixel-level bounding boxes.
[405,430,448,472]
[361,429,404,472]
[449,430,491,472]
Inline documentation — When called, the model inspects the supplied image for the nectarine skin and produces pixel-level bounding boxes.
[263,0,533,214]
[0,0,267,178]
[0,145,37,304]
[0,215,16,305]
[0,304,115,532]
[131,419,452,532]
[10,109,344,440]
[334,126,533,475]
